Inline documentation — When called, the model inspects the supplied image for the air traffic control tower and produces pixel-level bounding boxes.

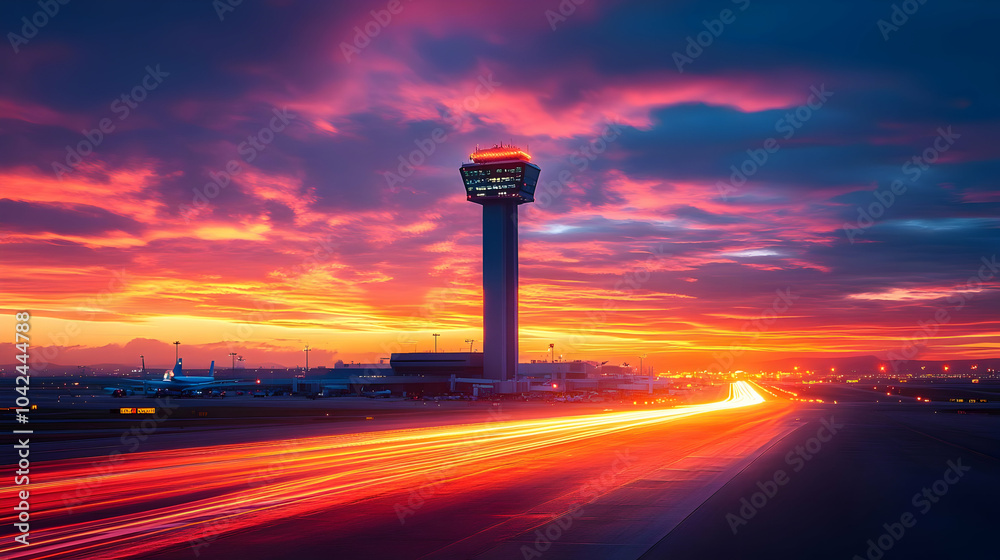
[460,145,541,381]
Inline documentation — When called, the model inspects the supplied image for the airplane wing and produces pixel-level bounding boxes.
[113,379,168,388]
[183,380,248,390]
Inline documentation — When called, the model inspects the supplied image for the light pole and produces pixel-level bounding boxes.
[432,333,440,353]
[465,339,476,353]
[548,343,557,380]
[173,341,180,362]
[230,352,237,372]
[304,345,311,374]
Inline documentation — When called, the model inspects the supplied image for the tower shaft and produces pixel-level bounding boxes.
[482,201,519,381]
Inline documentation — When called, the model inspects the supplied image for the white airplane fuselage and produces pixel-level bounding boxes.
[107,359,241,393]
[164,376,216,385]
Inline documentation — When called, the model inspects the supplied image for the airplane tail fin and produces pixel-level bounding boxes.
[208,360,215,378]
[165,358,182,380]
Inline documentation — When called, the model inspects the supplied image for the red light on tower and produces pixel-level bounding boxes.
[470,145,532,163]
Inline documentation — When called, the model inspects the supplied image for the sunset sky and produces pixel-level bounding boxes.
[1,0,998,371]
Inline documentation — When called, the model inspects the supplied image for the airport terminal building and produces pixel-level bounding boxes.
[278,352,673,398]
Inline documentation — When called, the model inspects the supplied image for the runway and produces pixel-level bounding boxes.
[0,382,799,559]
[641,385,1000,560]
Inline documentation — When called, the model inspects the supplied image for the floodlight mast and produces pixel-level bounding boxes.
[459,144,541,381]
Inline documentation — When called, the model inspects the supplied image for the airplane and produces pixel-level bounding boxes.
[104,359,244,397]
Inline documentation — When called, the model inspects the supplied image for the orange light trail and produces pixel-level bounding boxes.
[1,382,764,559]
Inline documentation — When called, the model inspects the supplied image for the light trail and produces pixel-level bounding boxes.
[0,382,764,559]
